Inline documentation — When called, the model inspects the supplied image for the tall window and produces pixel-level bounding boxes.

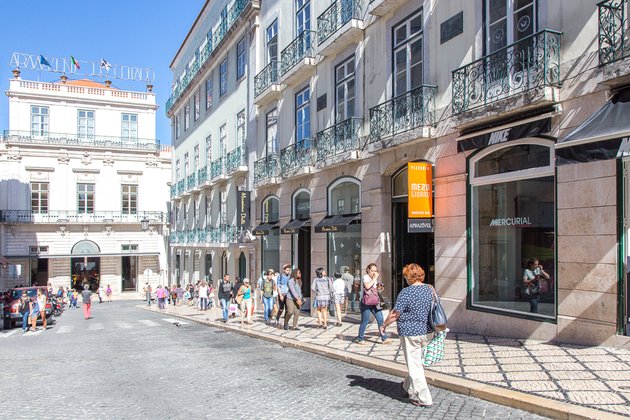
[205,135,212,166]
[295,87,310,142]
[194,145,200,170]
[175,114,181,139]
[220,59,228,97]
[393,11,423,96]
[184,104,190,131]
[78,109,95,140]
[121,113,138,142]
[31,182,48,214]
[237,110,246,148]
[121,184,137,214]
[267,20,279,63]
[193,92,200,121]
[31,106,49,137]
[206,194,212,227]
[335,57,355,122]
[220,190,227,225]
[486,0,536,54]
[261,196,280,273]
[266,109,278,154]
[176,159,180,180]
[77,183,95,214]
[206,76,213,110]
[326,178,361,278]
[219,124,227,159]
[296,0,311,34]
[184,153,189,176]
[236,37,246,80]
[470,140,555,319]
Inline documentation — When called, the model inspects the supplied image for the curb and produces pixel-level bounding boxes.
[139,305,625,420]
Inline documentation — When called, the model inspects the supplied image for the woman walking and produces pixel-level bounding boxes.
[198,280,209,311]
[36,288,47,330]
[237,278,253,325]
[380,263,434,407]
[284,268,303,330]
[105,284,113,302]
[311,267,333,329]
[332,272,346,327]
[353,263,389,345]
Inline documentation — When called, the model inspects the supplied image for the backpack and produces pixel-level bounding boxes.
[263,279,273,298]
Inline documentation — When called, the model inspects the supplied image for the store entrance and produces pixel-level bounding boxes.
[391,201,435,300]
[71,257,100,291]
[29,258,49,286]
[122,256,137,291]
[295,229,311,298]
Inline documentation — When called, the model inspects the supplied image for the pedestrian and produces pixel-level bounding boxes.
[164,285,171,306]
[155,285,166,310]
[332,271,346,327]
[341,266,354,314]
[207,281,215,309]
[312,267,333,329]
[353,263,389,345]
[198,280,209,311]
[231,276,243,318]
[143,283,153,306]
[275,264,291,325]
[380,263,434,407]
[105,284,113,302]
[36,288,47,330]
[522,258,549,314]
[81,284,92,320]
[97,285,104,303]
[218,274,232,322]
[18,291,30,333]
[29,295,40,332]
[260,269,276,324]
[175,284,184,307]
[47,282,53,296]
[237,278,253,325]
[284,268,303,331]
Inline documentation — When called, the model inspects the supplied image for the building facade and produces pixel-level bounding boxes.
[0,72,171,294]
[171,0,630,348]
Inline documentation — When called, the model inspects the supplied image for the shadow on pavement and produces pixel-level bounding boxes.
[346,375,407,401]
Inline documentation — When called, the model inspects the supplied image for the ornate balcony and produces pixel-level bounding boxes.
[210,157,226,182]
[177,231,186,243]
[170,185,176,199]
[254,153,281,187]
[2,130,160,152]
[316,117,363,163]
[369,85,436,148]
[169,232,178,243]
[254,61,282,105]
[280,30,317,86]
[279,138,315,178]
[598,0,630,84]
[367,0,407,17]
[452,29,561,117]
[197,228,208,242]
[177,179,185,195]
[226,146,248,175]
[207,225,237,244]
[186,173,196,191]
[0,210,164,224]
[197,166,207,185]
[317,0,364,57]
[186,229,197,243]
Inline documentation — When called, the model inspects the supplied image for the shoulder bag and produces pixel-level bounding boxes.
[361,284,380,306]
[428,285,448,332]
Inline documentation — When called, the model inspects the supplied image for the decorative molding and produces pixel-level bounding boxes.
[145,155,158,167]
[25,166,55,172]
[7,149,22,161]
[117,170,143,175]
[72,168,100,174]
[58,153,70,164]
[103,156,115,166]
[433,173,468,185]
[81,151,92,166]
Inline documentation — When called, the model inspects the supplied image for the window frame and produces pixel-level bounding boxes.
[237,110,246,148]
[121,113,138,142]
[220,58,228,97]
[193,91,200,122]
[31,182,49,214]
[206,76,213,110]
[267,20,279,63]
[77,109,95,140]
[335,56,356,123]
[184,104,190,131]
[121,184,138,215]
[484,0,537,55]
[77,183,95,214]
[295,87,311,143]
[266,108,278,155]
[30,105,49,137]
[236,37,246,80]
[392,10,423,97]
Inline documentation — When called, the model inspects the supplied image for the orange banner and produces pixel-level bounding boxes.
[408,162,433,218]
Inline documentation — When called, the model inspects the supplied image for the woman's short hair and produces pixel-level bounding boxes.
[402,263,425,284]
[365,263,378,273]
[315,267,325,278]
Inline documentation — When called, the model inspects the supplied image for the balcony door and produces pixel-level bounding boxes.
[485,0,537,54]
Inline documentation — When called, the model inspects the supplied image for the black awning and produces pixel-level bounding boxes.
[314,213,361,233]
[557,89,630,165]
[281,219,311,234]
[252,221,279,236]
[457,117,551,152]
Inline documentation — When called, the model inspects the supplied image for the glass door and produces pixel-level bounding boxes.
[122,256,137,291]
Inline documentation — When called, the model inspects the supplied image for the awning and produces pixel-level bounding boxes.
[252,221,279,236]
[557,88,630,164]
[281,219,311,234]
[457,116,552,152]
[314,213,361,233]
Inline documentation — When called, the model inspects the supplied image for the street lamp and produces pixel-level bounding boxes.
[141,217,150,232]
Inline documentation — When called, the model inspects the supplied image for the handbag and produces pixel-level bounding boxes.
[428,286,448,332]
[361,285,380,306]
[423,329,448,367]
[328,298,336,317]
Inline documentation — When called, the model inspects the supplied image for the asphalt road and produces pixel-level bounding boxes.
[0,300,546,419]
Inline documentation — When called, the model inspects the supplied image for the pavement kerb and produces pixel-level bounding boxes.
[139,305,626,420]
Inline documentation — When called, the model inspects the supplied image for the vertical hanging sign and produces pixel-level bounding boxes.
[408,161,433,218]
[237,191,250,228]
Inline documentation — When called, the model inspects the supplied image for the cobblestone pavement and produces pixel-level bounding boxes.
[140,302,630,418]
[0,301,544,419]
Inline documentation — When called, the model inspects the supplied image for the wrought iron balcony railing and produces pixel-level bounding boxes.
[281,30,317,76]
[177,179,185,195]
[197,166,207,184]
[177,231,186,243]
[316,117,363,161]
[169,232,178,243]
[226,146,247,174]
[0,210,164,224]
[369,85,436,142]
[451,29,562,115]
[254,60,280,97]
[210,157,225,180]
[599,0,630,65]
[318,0,363,44]
[170,185,177,198]
[279,139,315,177]
[187,173,196,190]
[254,153,280,185]
[2,130,160,151]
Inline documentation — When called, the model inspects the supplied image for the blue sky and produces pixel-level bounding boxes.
[0,1,206,145]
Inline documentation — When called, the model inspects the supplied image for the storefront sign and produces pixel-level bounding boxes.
[237,191,250,228]
[457,117,551,152]
[408,162,433,218]
[408,219,433,233]
[489,217,532,227]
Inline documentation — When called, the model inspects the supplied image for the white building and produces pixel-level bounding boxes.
[0,71,171,295]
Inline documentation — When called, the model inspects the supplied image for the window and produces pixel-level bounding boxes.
[469,140,555,319]
[335,57,355,122]
[486,0,536,54]
[31,106,49,137]
[78,109,95,140]
[295,87,310,142]
[121,113,138,142]
[121,244,138,252]
[237,110,246,148]
[220,59,228,97]
[176,159,180,180]
[122,184,137,214]
[393,11,423,96]
[206,194,212,227]
[29,246,49,255]
[267,20,279,63]
[77,183,95,214]
[327,178,361,280]
[194,145,200,170]
[236,37,246,80]
[219,124,227,159]
[184,104,190,131]
[206,76,213,110]
[266,108,278,155]
[193,197,198,227]
[205,135,212,166]
[193,91,200,121]
[261,196,280,273]
[175,114,181,139]
[296,0,311,34]
[31,182,48,214]
[184,153,189,176]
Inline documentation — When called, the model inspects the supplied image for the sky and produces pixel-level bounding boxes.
[0,1,206,146]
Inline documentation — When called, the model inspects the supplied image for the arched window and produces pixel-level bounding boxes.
[469,139,555,319]
[293,189,311,220]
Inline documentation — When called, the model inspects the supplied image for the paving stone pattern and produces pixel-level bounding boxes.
[0,301,543,419]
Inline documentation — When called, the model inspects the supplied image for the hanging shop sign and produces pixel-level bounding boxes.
[457,117,551,152]
[407,219,434,233]
[237,191,250,228]
[408,162,433,218]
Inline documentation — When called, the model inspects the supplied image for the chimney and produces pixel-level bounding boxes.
[12,69,20,79]
[147,84,153,92]
[105,80,112,88]
[60,75,68,83]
